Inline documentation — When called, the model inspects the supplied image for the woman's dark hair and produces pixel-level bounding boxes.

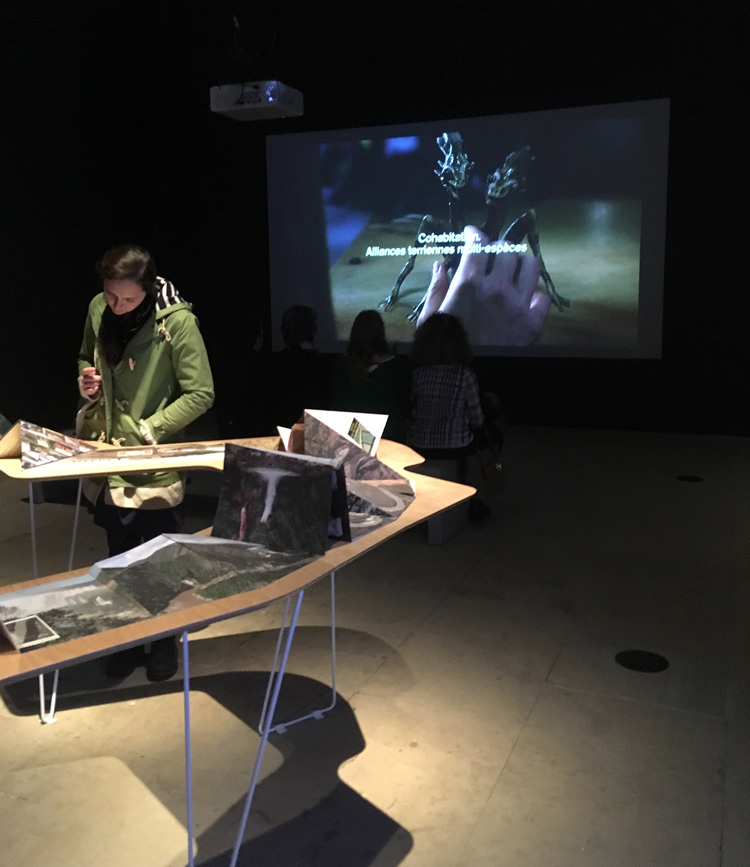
[344,309,390,381]
[281,305,317,347]
[411,313,473,366]
[96,244,157,297]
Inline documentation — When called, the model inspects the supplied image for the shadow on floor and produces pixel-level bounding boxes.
[196,782,412,867]
[2,629,414,867]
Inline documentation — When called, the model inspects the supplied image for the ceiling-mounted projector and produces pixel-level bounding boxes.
[210,80,303,120]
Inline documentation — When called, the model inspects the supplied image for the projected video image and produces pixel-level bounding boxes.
[267,99,668,358]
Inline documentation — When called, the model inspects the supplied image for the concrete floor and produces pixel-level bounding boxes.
[0,426,748,867]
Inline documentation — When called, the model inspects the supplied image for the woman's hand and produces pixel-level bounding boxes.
[78,366,102,399]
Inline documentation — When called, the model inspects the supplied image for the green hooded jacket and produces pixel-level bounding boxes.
[77,281,214,495]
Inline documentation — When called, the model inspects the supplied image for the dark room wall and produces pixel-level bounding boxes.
[0,0,747,435]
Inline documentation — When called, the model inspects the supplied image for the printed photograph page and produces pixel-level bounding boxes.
[0,572,152,652]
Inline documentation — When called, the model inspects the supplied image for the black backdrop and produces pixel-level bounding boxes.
[1,0,747,435]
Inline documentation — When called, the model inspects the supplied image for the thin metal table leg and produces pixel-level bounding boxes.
[27,482,38,580]
[256,597,292,733]
[28,482,59,723]
[182,630,195,867]
[229,590,305,867]
[37,669,59,725]
[67,478,83,571]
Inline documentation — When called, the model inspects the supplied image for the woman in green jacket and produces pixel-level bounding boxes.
[77,244,215,680]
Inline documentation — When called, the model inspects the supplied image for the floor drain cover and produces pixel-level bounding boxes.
[615,650,669,672]
[676,475,703,482]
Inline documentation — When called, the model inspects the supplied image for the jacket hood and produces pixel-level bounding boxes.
[154,276,191,319]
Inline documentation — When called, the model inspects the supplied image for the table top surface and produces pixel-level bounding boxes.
[0,438,473,685]
[0,436,282,480]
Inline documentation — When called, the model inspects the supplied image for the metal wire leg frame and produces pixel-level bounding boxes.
[226,575,338,863]
[187,573,336,867]
[37,669,59,725]
[229,589,310,867]
[258,570,338,736]
[31,479,84,725]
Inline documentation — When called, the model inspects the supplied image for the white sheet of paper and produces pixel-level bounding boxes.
[276,426,292,450]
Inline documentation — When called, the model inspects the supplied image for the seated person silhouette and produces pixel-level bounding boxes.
[330,310,410,443]
[270,305,330,428]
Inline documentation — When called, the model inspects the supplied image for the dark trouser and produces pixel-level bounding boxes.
[415,443,475,461]
[480,391,506,449]
[94,497,183,678]
[94,495,184,557]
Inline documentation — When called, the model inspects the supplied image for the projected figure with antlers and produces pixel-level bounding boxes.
[380,134,569,322]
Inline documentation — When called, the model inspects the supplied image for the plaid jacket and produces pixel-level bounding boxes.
[410,364,484,449]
